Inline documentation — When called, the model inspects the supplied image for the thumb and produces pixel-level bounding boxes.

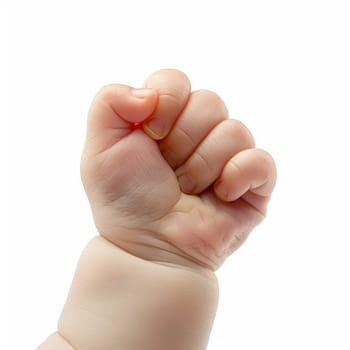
[85,85,158,155]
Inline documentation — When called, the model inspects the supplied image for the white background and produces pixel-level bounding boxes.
[4,0,350,349]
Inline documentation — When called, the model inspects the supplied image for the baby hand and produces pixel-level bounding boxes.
[80,69,276,270]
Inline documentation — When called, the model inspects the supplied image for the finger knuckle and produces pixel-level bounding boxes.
[255,149,277,176]
[193,90,228,118]
[224,119,256,148]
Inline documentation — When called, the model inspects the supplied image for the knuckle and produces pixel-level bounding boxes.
[176,124,196,148]
[193,150,213,172]
[192,90,229,120]
[223,119,256,148]
[149,68,190,84]
[255,149,277,176]
[146,69,191,101]
[157,86,186,107]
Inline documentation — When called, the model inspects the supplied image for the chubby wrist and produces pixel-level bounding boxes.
[58,236,219,350]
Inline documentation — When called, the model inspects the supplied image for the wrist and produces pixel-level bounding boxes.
[101,227,215,275]
[58,236,219,350]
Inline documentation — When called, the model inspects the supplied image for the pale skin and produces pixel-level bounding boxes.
[37,69,277,350]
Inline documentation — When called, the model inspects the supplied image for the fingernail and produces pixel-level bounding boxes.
[144,118,165,140]
[131,88,153,99]
[215,180,229,201]
[178,174,195,193]
[161,149,177,168]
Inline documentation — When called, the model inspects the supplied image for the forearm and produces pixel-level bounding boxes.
[56,236,219,350]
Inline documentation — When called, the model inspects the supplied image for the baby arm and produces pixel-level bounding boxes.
[37,69,276,350]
